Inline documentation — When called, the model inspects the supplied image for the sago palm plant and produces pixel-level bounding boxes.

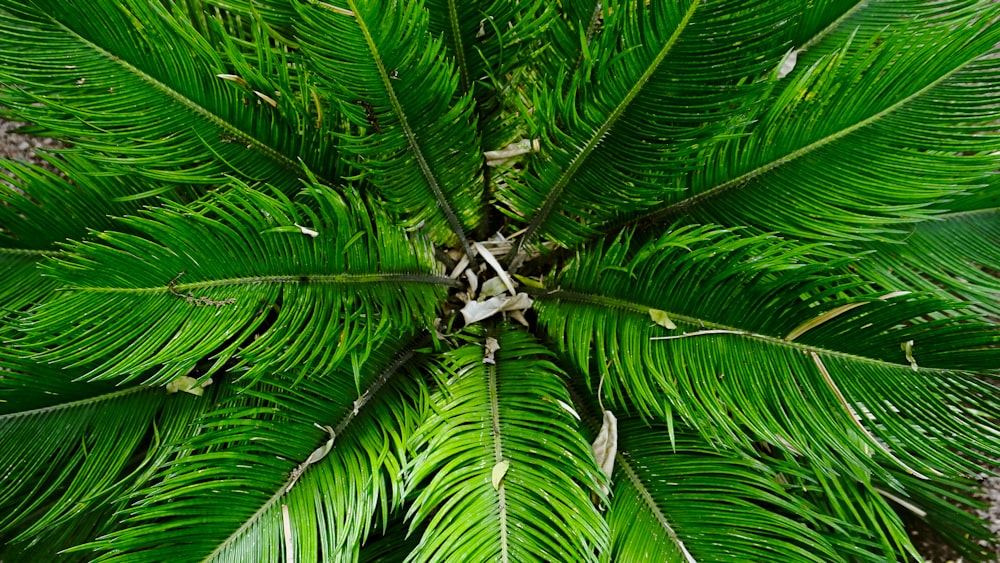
[1,0,999,560]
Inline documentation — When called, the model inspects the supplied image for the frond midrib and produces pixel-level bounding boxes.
[201,339,423,562]
[616,449,695,562]
[64,273,462,293]
[536,288,950,373]
[930,206,1000,222]
[798,0,867,52]
[443,0,470,94]
[346,0,475,260]
[485,333,510,562]
[0,248,61,258]
[513,0,701,257]
[0,385,149,422]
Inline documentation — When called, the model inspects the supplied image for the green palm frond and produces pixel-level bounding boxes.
[535,226,1000,479]
[0,155,155,324]
[605,417,866,562]
[81,338,427,562]
[425,0,553,150]
[405,325,608,561]
[878,470,998,561]
[16,184,451,383]
[0,0,344,196]
[295,0,484,253]
[620,5,1000,244]
[0,348,215,558]
[855,204,1000,320]
[503,0,797,252]
[792,0,989,62]
[0,158,143,248]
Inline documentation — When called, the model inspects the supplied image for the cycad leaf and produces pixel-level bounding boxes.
[877,470,998,561]
[504,0,796,252]
[0,157,149,249]
[0,253,55,325]
[607,416,856,562]
[855,206,1000,320]
[425,0,554,150]
[16,184,452,383]
[622,6,1000,244]
[535,227,1000,481]
[0,348,214,553]
[295,0,483,252]
[1,155,163,317]
[83,338,428,562]
[406,325,608,561]
[0,0,343,195]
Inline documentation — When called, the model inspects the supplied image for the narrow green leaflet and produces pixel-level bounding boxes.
[0,349,215,559]
[82,341,427,562]
[623,5,1000,244]
[0,0,342,195]
[425,0,554,150]
[534,227,1000,481]
[16,184,452,383]
[406,326,608,561]
[855,206,1000,320]
[295,0,484,252]
[606,418,853,562]
[504,0,797,252]
[0,0,998,560]
[0,156,157,328]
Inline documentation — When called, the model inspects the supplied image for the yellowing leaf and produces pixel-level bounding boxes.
[216,73,250,89]
[591,410,618,495]
[512,273,544,289]
[785,302,867,342]
[901,340,918,371]
[166,375,210,396]
[649,309,677,330]
[281,504,293,560]
[491,459,510,490]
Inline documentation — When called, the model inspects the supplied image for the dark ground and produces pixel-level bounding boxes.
[1,119,998,561]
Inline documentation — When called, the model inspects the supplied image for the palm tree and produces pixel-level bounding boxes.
[1,0,999,560]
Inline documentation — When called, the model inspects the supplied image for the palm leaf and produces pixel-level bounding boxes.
[534,226,1000,482]
[0,155,156,324]
[77,338,426,562]
[854,203,1000,320]
[294,0,484,254]
[502,0,798,254]
[15,184,452,383]
[0,0,344,197]
[425,0,553,152]
[1,0,999,560]
[877,470,998,561]
[616,4,1000,245]
[604,415,879,562]
[405,325,608,561]
[0,348,215,556]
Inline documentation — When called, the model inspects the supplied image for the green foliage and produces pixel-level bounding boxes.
[0,0,998,561]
